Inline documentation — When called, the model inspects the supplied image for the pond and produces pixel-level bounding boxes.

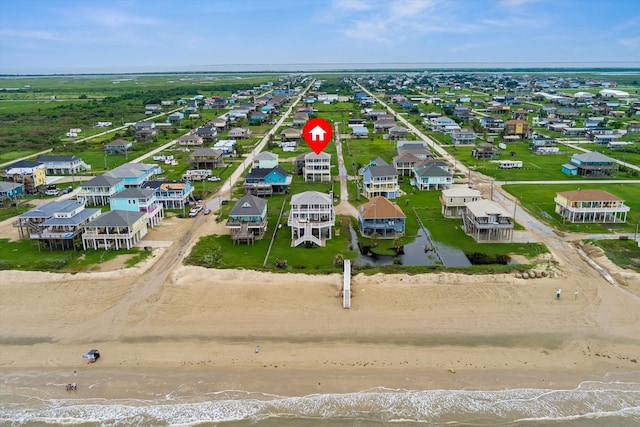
[348,224,472,268]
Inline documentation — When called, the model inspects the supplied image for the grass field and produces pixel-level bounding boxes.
[503,183,640,234]
[0,238,152,271]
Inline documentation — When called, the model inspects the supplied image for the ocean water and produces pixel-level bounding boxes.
[2,379,639,426]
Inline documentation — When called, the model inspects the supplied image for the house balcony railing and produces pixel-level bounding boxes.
[554,198,627,209]
[79,189,116,194]
[289,218,334,228]
[555,204,629,214]
[226,219,267,228]
[39,229,80,239]
[82,230,136,239]
[468,219,513,229]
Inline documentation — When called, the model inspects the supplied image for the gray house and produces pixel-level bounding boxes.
[226,194,268,245]
[105,139,133,155]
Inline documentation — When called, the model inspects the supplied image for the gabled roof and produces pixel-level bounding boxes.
[83,175,123,187]
[573,152,615,163]
[229,127,250,134]
[393,152,422,163]
[105,139,133,147]
[6,160,43,169]
[85,210,146,227]
[229,194,267,216]
[194,126,217,135]
[105,163,158,179]
[465,200,511,218]
[414,163,451,178]
[397,140,428,150]
[290,191,332,206]
[441,185,482,198]
[37,155,80,162]
[368,165,398,177]
[352,127,369,135]
[281,128,301,136]
[111,187,156,199]
[20,200,85,219]
[191,148,222,157]
[371,157,389,166]
[389,126,408,133]
[359,196,405,219]
[557,189,623,202]
[452,128,476,135]
[304,151,330,160]
[246,165,290,179]
[41,207,101,226]
[177,134,203,141]
[254,151,278,162]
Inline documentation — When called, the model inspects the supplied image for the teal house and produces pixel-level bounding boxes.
[109,187,164,227]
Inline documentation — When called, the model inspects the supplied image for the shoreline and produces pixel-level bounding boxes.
[3,361,639,399]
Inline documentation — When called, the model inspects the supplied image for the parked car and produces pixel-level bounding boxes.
[207,176,221,182]
[45,188,60,196]
[82,349,100,363]
[63,186,73,194]
[220,199,228,205]
[203,208,211,215]
[188,210,198,217]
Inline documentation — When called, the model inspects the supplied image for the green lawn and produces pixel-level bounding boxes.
[444,142,640,181]
[0,238,152,271]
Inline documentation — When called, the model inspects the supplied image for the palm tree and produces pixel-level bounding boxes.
[371,232,379,248]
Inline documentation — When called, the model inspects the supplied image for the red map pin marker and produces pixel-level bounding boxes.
[302,118,333,154]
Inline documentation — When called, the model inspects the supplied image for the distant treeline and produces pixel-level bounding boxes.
[2,66,640,79]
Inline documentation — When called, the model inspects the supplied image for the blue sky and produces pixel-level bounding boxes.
[1,0,638,74]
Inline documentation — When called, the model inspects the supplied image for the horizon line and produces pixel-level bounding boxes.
[2,61,640,77]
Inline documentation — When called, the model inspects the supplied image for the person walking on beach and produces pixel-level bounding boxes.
[574,290,579,300]
[255,345,260,353]
[556,288,562,300]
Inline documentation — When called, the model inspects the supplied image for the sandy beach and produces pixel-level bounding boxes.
[2,244,640,396]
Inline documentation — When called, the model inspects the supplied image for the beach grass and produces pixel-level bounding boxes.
[586,239,640,272]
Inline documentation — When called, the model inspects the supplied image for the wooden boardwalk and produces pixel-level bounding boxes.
[343,259,351,309]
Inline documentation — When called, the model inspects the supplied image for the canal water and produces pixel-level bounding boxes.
[348,225,472,268]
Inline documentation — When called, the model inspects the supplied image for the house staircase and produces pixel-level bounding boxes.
[293,222,323,247]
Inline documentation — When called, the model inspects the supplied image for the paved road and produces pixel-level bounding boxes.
[334,122,349,201]
[205,83,313,213]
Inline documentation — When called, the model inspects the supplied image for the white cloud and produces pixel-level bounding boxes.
[389,0,434,18]
[336,0,479,42]
[619,37,640,49]
[341,17,391,43]
[84,9,161,27]
[0,29,61,41]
